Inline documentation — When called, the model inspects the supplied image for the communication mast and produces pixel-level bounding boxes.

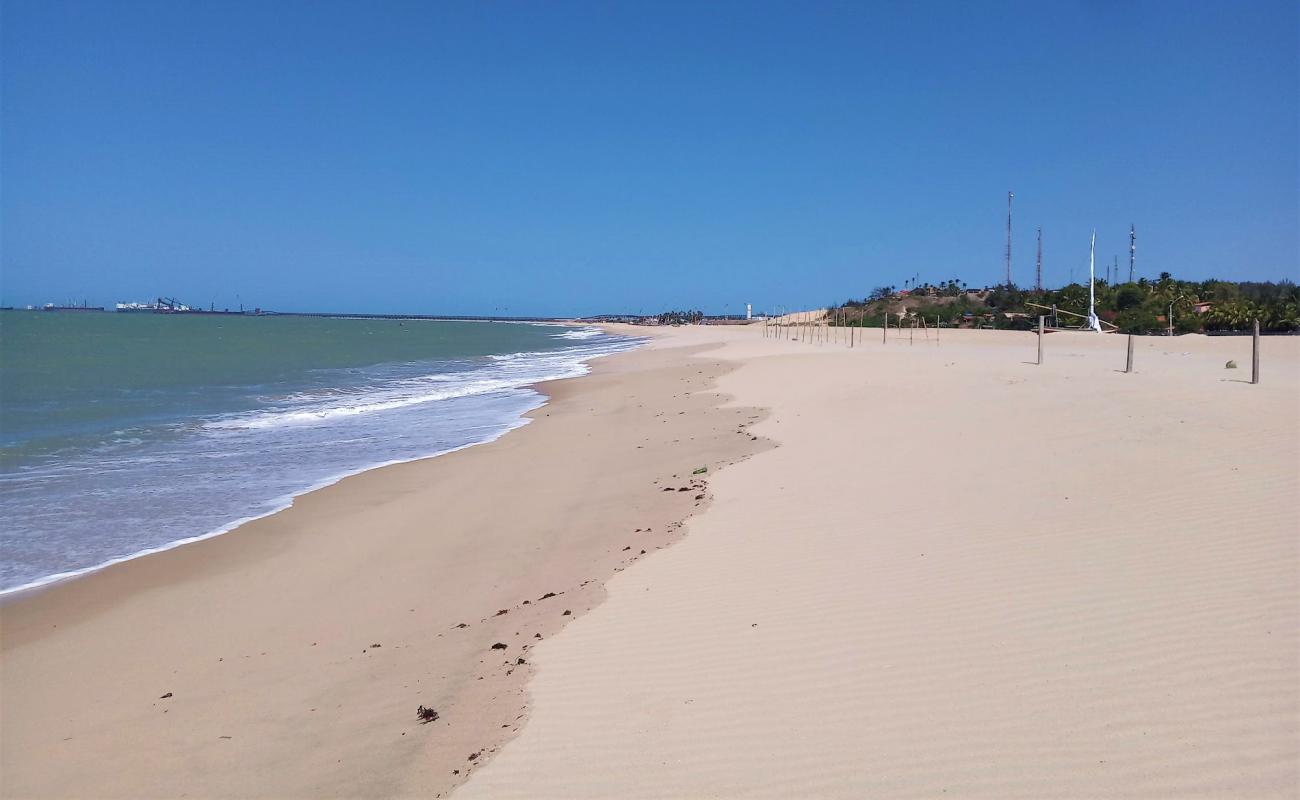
[1129,225,1136,282]
[1035,227,1043,293]
[1005,191,1014,286]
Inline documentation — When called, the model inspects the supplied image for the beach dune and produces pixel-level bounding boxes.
[458,326,1299,799]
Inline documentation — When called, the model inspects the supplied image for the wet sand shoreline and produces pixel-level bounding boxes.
[1,336,768,798]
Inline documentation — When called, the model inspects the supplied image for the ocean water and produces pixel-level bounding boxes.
[0,313,641,594]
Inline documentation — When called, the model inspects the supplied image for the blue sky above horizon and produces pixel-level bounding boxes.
[3,0,1296,316]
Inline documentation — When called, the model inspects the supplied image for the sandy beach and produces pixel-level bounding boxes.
[3,324,1297,798]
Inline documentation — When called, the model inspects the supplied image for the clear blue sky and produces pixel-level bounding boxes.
[3,0,1296,315]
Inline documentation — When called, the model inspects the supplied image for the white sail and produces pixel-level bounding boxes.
[1086,230,1102,332]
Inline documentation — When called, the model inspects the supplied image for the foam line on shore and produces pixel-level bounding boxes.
[2,339,645,599]
[0,416,535,599]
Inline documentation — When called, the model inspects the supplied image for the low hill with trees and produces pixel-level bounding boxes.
[831,275,1299,334]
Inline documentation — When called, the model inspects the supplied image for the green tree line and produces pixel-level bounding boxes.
[832,275,1299,334]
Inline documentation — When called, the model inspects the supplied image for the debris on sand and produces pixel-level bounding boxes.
[159,692,173,700]
[491,642,508,650]
[417,705,440,723]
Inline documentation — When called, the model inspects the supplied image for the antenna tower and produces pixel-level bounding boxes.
[1005,191,1014,286]
[1129,225,1136,282]
[1035,227,1042,293]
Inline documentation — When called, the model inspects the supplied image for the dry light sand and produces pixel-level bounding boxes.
[2,323,1297,799]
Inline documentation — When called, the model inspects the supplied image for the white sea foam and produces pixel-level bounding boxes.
[0,424,531,598]
[0,327,646,596]
[553,327,603,340]
[203,337,641,432]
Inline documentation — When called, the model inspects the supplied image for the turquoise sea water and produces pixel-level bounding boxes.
[0,312,639,593]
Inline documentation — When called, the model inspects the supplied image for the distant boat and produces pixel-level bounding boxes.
[116,297,256,315]
[43,302,105,312]
[115,300,167,312]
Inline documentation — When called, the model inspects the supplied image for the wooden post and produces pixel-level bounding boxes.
[909,318,914,345]
[1125,334,1134,373]
[1037,316,1044,365]
[1252,319,1260,384]
[936,315,940,344]
[883,312,888,344]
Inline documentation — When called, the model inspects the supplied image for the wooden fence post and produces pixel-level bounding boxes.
[1125,334,1134,373]
[1252,319,1260,384]
[1037,316,1044,365]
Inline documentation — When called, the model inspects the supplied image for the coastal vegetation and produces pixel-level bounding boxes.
[830,275,1300,334]
[655,309,706,325]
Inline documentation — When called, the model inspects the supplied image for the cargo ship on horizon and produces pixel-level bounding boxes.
[116,297,260,315]
[42,301,105,312]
